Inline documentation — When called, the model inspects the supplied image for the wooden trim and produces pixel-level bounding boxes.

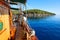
[0,1,10,8]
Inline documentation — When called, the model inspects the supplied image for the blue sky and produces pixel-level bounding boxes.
[11,0,60,15]
[27,0,60,15]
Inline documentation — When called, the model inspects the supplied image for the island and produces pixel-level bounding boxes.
[12,9,56,18]
[24,9,56,18]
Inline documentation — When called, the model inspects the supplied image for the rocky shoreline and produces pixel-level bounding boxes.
[24,13,55,18]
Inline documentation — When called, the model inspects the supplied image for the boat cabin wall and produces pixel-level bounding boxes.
[0,1,10,40]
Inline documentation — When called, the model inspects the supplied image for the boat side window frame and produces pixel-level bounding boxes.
[0,6,2,17]
[0,5,9,15]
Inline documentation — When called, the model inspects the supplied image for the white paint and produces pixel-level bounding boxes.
[30,30,35,36]
[23,16,27,22]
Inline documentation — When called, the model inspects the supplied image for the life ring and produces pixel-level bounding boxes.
[0,21,3,31]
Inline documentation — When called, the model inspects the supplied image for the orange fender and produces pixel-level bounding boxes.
[31,36,38,40]
[10,26,16,40]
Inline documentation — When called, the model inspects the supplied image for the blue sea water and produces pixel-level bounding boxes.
[27,15,60,40]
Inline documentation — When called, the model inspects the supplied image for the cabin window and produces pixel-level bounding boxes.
[0,6,2,17]
[0,5,9,15]
[0,13,2,17]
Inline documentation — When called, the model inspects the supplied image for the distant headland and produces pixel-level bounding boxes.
[12,9,56,18]
[24,9,56,18]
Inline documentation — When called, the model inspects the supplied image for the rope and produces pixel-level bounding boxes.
[27,20,33,30]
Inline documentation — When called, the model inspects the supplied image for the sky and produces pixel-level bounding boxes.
[26,0,60,15]
[11,0,60,15]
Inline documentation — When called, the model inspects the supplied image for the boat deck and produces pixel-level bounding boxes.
[15,25,27,40]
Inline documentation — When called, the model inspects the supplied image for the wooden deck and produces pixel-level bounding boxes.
[15,25,27,40]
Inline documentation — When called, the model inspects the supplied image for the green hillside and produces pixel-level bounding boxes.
[24,9,55,15]
[12,9,55,15]
[12,9,56,18]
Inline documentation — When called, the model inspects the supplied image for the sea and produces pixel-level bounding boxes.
[27,14,60,40]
